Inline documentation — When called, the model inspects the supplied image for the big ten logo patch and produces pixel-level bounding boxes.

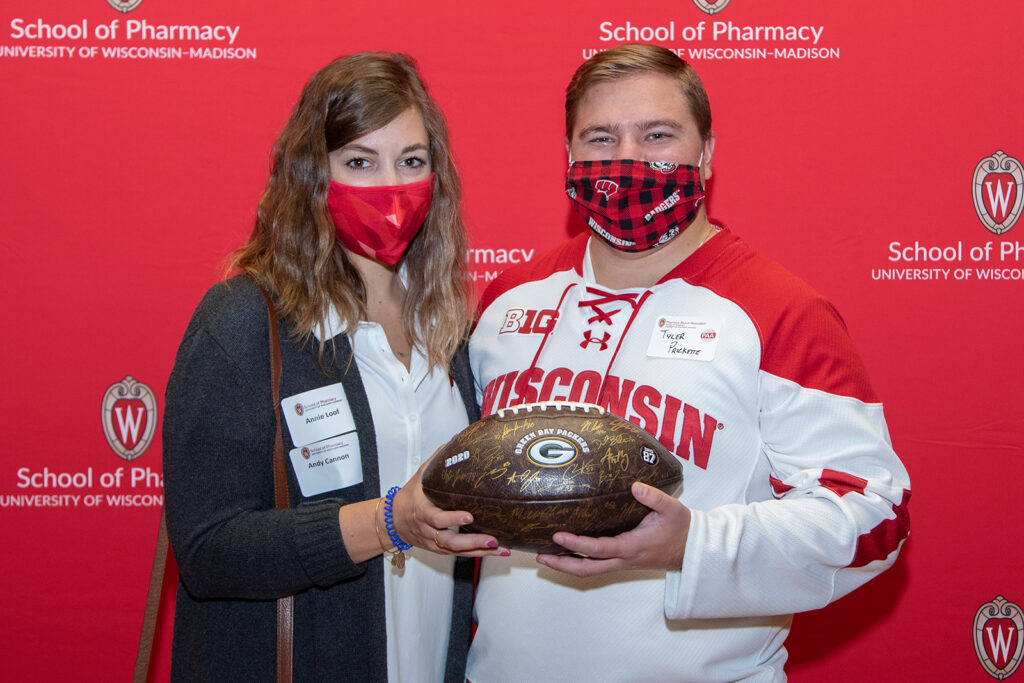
[499,309,559,335]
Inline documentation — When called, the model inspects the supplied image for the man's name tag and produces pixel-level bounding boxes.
[282,383,357,448]
[647,316,719,361]
[289,433,364,497]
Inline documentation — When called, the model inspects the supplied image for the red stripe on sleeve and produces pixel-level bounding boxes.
[769,475,794,497]
[819,469,868,497]
[849,489,911,568]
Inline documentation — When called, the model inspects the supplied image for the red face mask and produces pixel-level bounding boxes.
[565,160,705,252]
[327,174,434,265]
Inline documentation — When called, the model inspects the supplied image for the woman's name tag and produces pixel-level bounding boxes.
[282,383,357,447]
[282,383,364,496]
[288,433,364,497]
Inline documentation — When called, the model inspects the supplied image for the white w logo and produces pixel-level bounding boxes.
[115,405,145,444]
[986,624,1016,666]
[985,178,1015,220]
[594,179,619,199]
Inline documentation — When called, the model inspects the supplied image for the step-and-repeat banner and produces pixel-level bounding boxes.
[2,0,1022,680]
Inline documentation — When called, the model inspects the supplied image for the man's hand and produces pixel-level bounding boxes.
[536,482,690,577]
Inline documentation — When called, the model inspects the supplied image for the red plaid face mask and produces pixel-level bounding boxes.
[566,160,705,252]
[327,174,434,265]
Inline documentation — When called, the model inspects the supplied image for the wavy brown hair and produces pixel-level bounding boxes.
[232,52,471,369]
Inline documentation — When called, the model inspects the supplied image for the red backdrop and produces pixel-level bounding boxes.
[2,0,1022,680]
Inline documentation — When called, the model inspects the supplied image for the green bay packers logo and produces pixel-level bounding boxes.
[526,437,579,467]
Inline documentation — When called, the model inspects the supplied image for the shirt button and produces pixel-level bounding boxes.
[409,414,418,422]
[412,457,421,466]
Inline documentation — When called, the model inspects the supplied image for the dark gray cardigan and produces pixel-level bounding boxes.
[163,277,477,682]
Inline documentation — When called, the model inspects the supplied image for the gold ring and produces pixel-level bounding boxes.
[434,529,445,549]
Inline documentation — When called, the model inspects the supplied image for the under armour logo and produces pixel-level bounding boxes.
[580,330,611,350]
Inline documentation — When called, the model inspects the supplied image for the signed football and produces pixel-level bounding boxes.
[421,401,683,553]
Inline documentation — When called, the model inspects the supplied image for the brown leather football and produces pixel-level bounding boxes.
[421,401,683,553]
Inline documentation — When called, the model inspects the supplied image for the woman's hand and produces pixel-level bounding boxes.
[391,458,510,557]
[535,482,691,577]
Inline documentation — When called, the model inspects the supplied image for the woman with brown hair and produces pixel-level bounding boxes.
[162,52,503,682]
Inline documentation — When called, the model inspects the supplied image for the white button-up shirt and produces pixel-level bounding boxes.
[343,319,469,682]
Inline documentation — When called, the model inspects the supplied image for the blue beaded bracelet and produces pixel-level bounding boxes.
[383,486,412,552]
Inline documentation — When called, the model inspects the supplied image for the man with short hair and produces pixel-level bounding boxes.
[467,43,910,682]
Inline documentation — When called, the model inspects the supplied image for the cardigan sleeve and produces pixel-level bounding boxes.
[163,289,365,600]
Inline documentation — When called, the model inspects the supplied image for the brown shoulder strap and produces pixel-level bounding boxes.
[255,283,294,683]
[132,510,169,683]
[134,282,294,683]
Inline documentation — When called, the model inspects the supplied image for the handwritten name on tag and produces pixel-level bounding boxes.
[646,316,719,361]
